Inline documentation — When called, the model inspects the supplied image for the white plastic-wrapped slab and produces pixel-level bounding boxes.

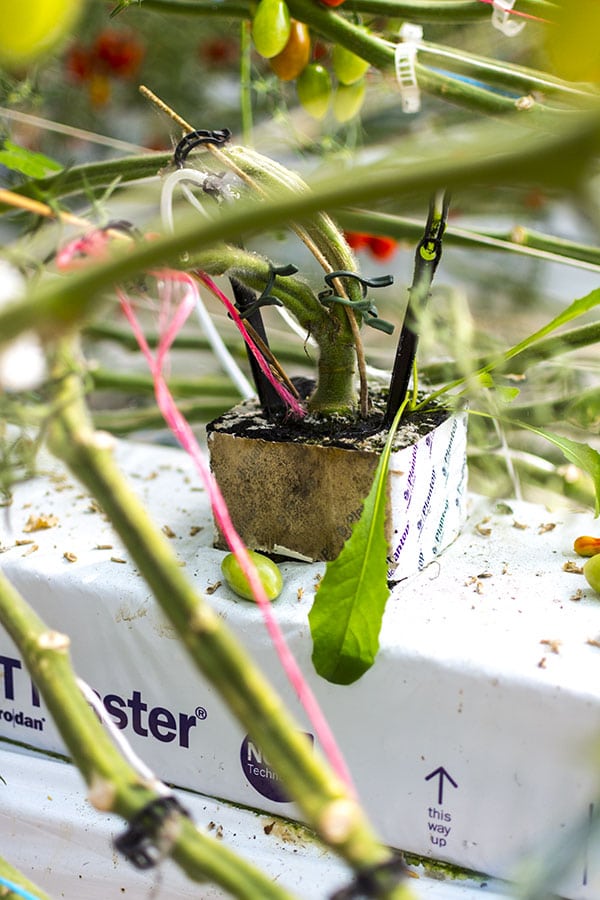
[0,745,508,898]
[0,440,599,899]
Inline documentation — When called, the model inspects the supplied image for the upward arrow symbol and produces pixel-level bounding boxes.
[425,766,458,805]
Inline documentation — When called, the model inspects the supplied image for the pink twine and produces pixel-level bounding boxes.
[476,0,550,23]
[56,231,112,271]
[194,271,306,419]
[56,233,354,793]
[118,271,355,794]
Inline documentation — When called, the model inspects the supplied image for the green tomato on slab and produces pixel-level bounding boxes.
[584,554,600,595]
[221,550,283,601]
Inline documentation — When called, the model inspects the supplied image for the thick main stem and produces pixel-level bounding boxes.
[0,572,290,899]
[44,339,415,898]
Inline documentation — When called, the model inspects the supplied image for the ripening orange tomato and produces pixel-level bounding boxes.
[574,535,600,557]
[269,20,311,81]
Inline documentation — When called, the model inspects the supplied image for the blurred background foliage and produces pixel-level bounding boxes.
[0,0,598,512]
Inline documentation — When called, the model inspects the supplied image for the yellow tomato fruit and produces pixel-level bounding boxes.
[0,0,82,69]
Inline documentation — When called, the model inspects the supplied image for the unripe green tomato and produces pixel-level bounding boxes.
[332,44,369,85]
[269,19,311,81]
[333,79,366,122]
[221,550,283,601]
[584,553,600,594]
[0,0,82,69]
[252,0,291,59]
[297,63,332,120]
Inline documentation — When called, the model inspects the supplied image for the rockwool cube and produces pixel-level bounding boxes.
[0,440,600,899]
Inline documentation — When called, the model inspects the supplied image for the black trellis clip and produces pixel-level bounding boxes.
[174,128,232,168]
[318,271,395,334]
[236,263,298,319]
[114,795,192,870]
[102,219,143,240]
[328,856,408,899]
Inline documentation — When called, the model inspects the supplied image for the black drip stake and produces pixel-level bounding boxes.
[384,191,450,428]
[229,277,287,419]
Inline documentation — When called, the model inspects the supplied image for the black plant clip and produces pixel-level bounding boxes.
[114,795,192,870]
[329,856,409,899]
[102,219,143,240]
[174,128,232,168]
[236,262,298,320]
[318,271,395,335]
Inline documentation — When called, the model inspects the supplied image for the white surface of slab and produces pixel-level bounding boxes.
[0,440,599,898]
[0,745,510,899]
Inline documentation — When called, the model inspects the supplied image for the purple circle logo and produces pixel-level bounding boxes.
[240,733,313,803]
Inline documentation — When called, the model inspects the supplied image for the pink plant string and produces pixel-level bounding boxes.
[194,271,306,419]
[475,0,549,22]
[57,234,355,794]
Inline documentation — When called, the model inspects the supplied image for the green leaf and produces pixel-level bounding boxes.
[308,403,406,685]
[498,287,600,370]
[505,418,600,517]
[0,141,61,180]
[496,385,520,404]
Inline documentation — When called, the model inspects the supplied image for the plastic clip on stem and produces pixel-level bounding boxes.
[491,0,526,36]
[395,24,423,114]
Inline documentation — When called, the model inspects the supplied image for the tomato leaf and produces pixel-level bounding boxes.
[512,422,600,517]
[0,140,61,179]
[496,287,600,370]
[308,404,405,685]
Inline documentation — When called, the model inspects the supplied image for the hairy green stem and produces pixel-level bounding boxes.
[136,0,557,24]
[92,399,234,433]
[0,573,298,899]
[336,209,600,273]
[0,857,51,900]
[1,153,172,212]
[421,321,600,384]
[85,321,312,366]
[90,367,242,398]
[44,339,415,897]
[282,0,583,120]
[0,111,596,351]
[240,21,253,143]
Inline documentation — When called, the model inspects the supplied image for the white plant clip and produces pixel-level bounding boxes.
[491,0,526,36]
[395,23,423,114]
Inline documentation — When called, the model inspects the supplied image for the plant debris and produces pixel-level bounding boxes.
[23,513,59,532]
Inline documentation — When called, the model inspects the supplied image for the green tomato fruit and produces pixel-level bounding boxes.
[584,553,600,594]
[252,0,291,59]
[221,550,283,601]
[332,44,369,85]
[297,63,332,120]
[0,0,82,69]
[333,79,366,123]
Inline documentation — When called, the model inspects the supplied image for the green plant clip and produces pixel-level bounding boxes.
[318,271,395,334]
[236,262,299,319]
